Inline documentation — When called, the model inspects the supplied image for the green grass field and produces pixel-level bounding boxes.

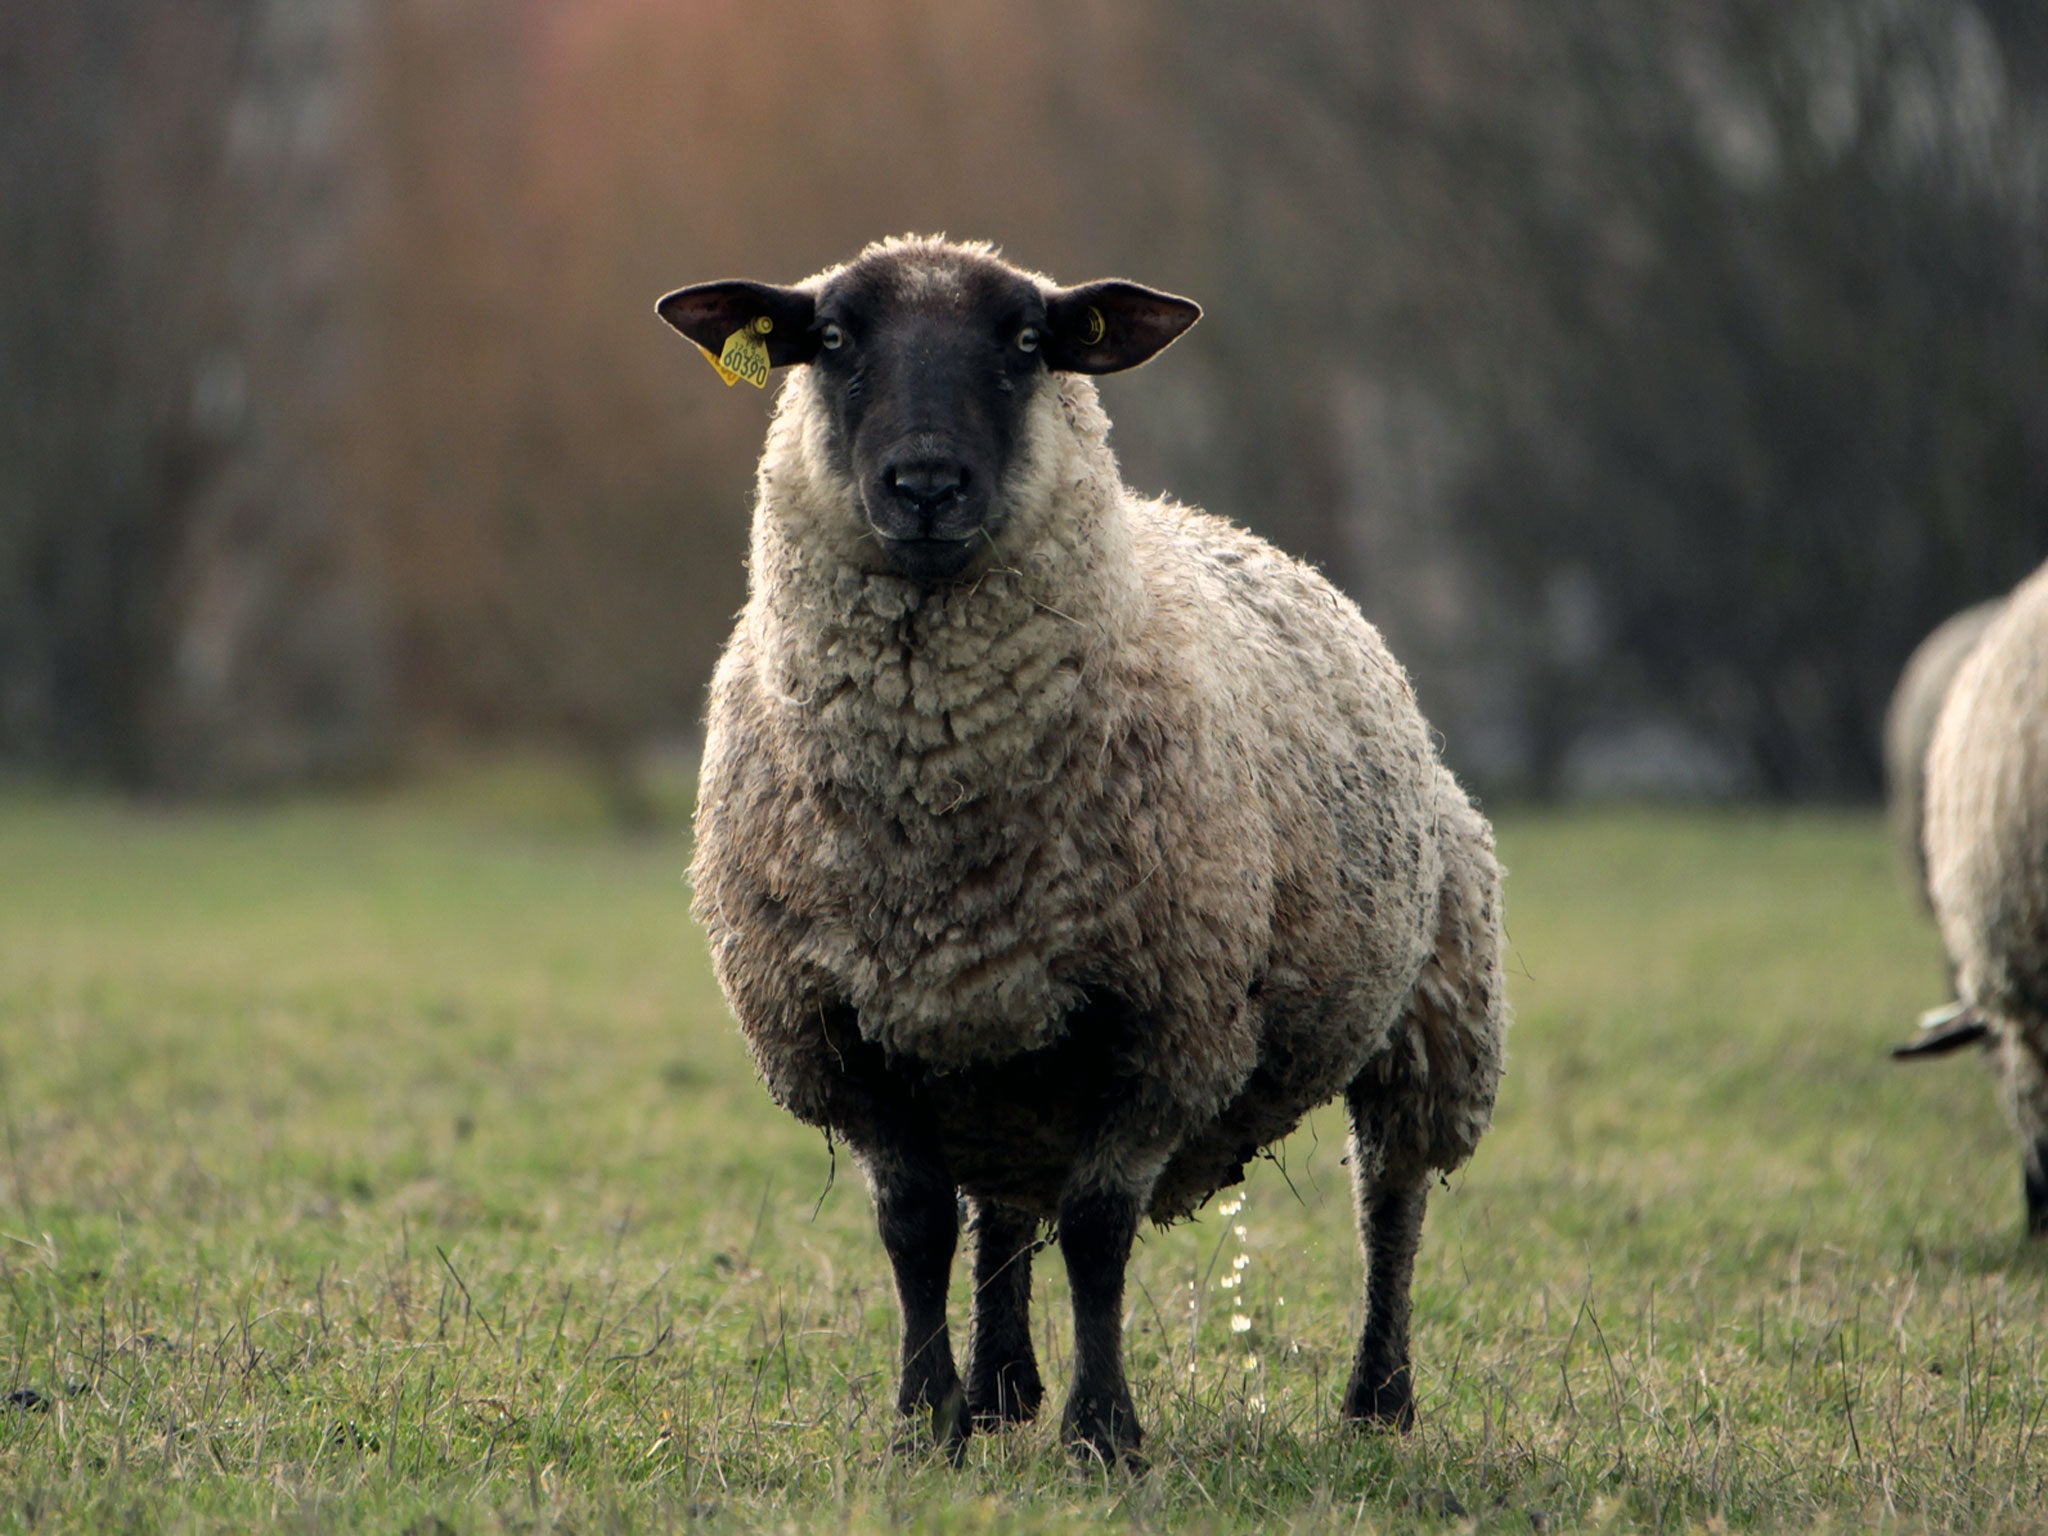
[1,780,2043,1533]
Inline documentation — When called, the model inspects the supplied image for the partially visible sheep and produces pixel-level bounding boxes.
[658,238,1508,1467]
[1919,558,2048,1235]
[1882,599,2003,913]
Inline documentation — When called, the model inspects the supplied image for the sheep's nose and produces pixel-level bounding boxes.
[885,458,968,515]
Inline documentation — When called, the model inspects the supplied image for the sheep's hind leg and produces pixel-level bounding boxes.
[965,1198,1045,1426]
[855,1135,970,1459]
[1342,795,1504,1427]
[1340,1114,1428,1431]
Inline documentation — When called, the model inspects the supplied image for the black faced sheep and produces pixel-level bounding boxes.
[658,237,1508,1466]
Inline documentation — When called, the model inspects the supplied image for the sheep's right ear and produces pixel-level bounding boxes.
[656,281,820,377]
[1043,280,1201,374]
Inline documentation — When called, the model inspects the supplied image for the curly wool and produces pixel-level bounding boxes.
[691,320,1505,1221]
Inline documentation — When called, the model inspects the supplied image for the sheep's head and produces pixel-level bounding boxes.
[658,239,1200,584]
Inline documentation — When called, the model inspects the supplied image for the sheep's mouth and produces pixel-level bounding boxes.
[873,532,982,584]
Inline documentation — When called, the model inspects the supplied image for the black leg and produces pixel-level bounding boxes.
[859,1141,969,1458]
[1340,1123,1428,1431]
[965,1198,1045,1427]
[1056,1182,1145,1469]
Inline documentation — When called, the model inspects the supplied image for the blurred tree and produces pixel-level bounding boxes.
[0,0,389,792]
[365,0,1095,819]
[1452,0,2048,796]
[1153,0,2048,796]
[10,0,2043,804]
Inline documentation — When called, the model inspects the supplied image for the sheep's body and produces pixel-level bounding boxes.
[695,367,1502,1221]
[1923,558,2048,1233]
[672,237,1505,1461]
[1883,599,2003,910]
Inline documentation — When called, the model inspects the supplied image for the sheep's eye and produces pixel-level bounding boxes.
[820,322,845,351]
[1016,325,1042,354]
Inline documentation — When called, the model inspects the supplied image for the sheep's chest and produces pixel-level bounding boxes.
[804,776,1108,1072]
[776,579,1120,1070]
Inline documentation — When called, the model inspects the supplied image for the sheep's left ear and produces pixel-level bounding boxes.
[656,280,820,371]
[1042,281,1201,374]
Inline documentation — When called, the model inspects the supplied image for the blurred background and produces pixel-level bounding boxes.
[6,0,2046,818]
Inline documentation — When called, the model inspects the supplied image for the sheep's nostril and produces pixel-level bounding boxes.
[887,460,968,511]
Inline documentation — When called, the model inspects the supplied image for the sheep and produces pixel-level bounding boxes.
[1916,557,2048,1236]
[1886,598,2005,1063]
[657,237,1507,1467]
[1882,599,2004,917]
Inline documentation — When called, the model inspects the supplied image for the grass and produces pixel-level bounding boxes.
[0,780,2043,1533]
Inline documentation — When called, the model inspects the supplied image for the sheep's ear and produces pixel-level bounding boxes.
[1890,1001,1991,1061]
[656,281,820,375]
[1043,281,1201,374]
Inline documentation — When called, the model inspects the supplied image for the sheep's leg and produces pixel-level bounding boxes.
[1340,1074,1430,1431]
[1054,1120,1172,1471]
[1998,1031,2048,1237]
[1341,798,1505,1427]
[964,1197,1045,1426]
[1056,1179,1146,1467]
[855,1136,970,1458]
[1340,1159,1428,1430]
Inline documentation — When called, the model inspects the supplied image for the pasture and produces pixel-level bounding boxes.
[0,781,2042,1533]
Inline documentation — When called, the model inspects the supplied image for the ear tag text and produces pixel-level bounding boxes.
[712,316,774,388]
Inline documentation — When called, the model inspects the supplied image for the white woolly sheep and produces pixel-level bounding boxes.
[1882,598,2003,916]
[657,237,1508,1466]
[1917,558,2048,1236]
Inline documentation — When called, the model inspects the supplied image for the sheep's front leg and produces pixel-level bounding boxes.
[856,1137,969,1457]
[965,1197,1045,1426]
[1055,1114,1174,1471]
[1057,1178,1146,1467]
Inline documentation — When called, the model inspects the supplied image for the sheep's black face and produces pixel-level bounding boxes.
[810,256,1050,583]
[658,241,1202,585]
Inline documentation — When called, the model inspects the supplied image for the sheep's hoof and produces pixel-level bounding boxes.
[967,1358,1045,1429]
[932,1382,972,1464]
[1061,1388,1145,1474]
[1341,1363,1416,1433]
[892,1382,972,1466]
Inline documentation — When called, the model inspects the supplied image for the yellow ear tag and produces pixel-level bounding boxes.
[711,315,773,389]
[1080,307,1107,346]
